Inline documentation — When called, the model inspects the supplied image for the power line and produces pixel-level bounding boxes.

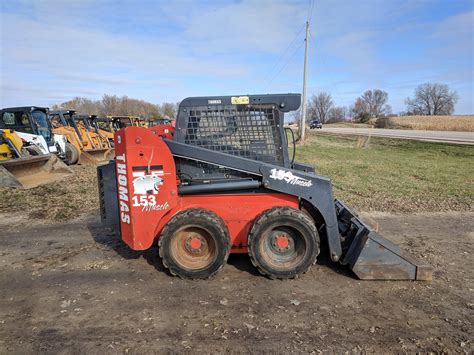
[299,0,315,142]
[307,0,314,22]
[260,24,306,91]
[261,0,316,93]
[262,40,305,91]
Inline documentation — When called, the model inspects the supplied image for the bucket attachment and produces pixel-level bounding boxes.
[78,151,102,165]
[81,148,114,164]
[336,200,432,281]
[104,148,115,161]
[0,155,73,189]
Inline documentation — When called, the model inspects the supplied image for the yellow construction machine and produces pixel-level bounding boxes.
[48,110,113,164]
[93,117,121,133]
[74,116,114,159]
[0,128,73,189]
[0,129,24,160]
[149,117,172,126]
[106,115,151,128]
[82,115,115,148]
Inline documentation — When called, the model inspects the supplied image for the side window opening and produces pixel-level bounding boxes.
[2,112,16,126]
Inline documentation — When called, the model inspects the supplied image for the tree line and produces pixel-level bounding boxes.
[52,82,459,123]
[305,82,459,124]
[51,95,178,119]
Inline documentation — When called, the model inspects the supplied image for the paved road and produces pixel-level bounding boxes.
[317,127,474,144]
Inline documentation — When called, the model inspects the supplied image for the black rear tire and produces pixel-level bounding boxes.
[25,145,43,156]
[248,207,319,279]
[20,148,31,159]
[64,143,79,165]
[158,208,231,279]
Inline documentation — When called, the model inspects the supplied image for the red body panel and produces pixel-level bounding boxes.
[114,127,179,250]
[114,127,299,252]
[153,194,299,253]
[148,124,174,139]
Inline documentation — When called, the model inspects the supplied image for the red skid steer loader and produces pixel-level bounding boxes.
[98,94,432,280]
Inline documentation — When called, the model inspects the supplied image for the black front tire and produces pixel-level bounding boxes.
[64,143,79,165]
[158,209,231,279]
[248,207,319,279]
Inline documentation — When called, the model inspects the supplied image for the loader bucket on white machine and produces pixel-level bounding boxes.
[0,154,73,189]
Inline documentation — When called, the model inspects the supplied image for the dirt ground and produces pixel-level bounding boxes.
[0,210,472,353]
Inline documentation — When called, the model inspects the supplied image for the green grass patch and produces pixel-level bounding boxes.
[294,134,474,212]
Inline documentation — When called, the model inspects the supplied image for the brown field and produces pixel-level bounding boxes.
[0,138,473,353]
[376,115,474,132]
[287,116,474,132]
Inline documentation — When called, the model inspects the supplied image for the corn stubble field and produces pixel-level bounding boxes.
[323,115,474,132]
[376,115,474,132]
[0,135,473,353]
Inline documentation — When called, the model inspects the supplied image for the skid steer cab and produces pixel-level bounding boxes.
[1,106,67,159]
[98,94,432,280]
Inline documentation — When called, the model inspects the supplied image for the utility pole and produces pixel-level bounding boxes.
[299,20,310,142]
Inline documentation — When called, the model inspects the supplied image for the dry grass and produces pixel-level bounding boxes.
[0,165,99,221]
[376,115,474,132]
[294,135,474,213]
[323,122,374,128]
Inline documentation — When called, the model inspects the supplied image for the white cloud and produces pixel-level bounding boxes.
[0,0,311,106]
[0,0,472,113]
[181,0,306,53]
[432,10,473,39]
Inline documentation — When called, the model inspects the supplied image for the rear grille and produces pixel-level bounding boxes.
[96,162,119,229]
[183,105,284,165]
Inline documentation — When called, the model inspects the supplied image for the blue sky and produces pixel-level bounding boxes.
[1,0,473,114]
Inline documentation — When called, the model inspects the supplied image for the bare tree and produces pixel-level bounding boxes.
[346,104,355,121]
[353,89,391,119]
[52,97,101,115]
[405,83,458,115]
[327,106,346,123]
[307,92,334,123]
[341,106,352,121]
[101,94,122,115]
[288,107,300,125]
[159,102,178,119]
[52,95,162,119]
